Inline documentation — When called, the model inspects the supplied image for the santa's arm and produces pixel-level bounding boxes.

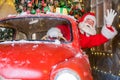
[81,24,117,49]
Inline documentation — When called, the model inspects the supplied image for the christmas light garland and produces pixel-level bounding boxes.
[14,0,85,19]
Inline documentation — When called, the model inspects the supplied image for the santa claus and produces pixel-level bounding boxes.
[78,9,117,48]
[44,9,117,49]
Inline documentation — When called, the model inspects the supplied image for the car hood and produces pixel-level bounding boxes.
[0,42,76,79]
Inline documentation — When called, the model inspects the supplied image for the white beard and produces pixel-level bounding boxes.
[78,22,96,35]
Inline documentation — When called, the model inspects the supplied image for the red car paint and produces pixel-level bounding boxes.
[0,14,93,80]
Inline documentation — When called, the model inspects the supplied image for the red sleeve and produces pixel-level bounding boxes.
[79,33,109,49]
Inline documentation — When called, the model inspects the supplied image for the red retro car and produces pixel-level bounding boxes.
[0,13,93,80]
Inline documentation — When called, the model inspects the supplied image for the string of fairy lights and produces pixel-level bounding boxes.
[118,15,120,28]
[13,0,85,19]
[90,47,120,77]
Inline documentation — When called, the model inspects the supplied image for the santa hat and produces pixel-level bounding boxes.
[79,12,96,28]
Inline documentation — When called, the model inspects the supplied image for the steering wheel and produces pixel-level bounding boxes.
[41,35,67,42]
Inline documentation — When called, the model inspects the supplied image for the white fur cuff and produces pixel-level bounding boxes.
[101,25,117,39]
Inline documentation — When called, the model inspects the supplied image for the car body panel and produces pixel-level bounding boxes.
[0,42,76,79]
[0,13,93,80]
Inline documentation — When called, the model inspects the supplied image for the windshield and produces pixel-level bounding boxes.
[0,17,72,43]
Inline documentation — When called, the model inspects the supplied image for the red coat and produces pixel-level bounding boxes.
[79,31,108,49]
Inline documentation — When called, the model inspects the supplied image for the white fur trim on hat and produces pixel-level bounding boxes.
[101,25,117,39]
[84,15,96,28]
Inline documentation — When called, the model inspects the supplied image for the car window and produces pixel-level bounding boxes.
[0,17,72,43]
[0,27,15,41]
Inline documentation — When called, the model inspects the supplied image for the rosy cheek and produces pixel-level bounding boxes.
[91,23,94,27]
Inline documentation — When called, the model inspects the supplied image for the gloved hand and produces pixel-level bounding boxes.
[47,27,63,38]
[105,9,117,26]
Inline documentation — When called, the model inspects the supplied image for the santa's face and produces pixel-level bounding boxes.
[79,18,96,35]
[84,18,94,27]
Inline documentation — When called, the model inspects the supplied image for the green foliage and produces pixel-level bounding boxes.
[0,28,15,40]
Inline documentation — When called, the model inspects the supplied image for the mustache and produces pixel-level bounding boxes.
[85,24,93,29]
[87,25,90,28]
